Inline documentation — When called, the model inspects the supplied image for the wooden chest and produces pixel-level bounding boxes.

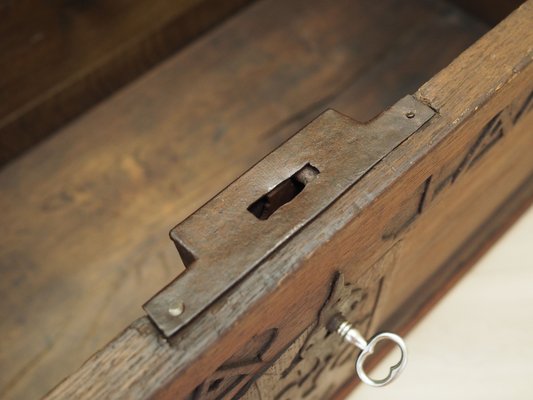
[0,0,531,399]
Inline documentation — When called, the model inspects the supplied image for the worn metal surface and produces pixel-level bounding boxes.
[144,95,434,337]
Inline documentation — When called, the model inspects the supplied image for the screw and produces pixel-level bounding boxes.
[168,302,185,317]
[405,111,415,119]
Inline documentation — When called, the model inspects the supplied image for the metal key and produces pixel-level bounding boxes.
[335,319,407,387]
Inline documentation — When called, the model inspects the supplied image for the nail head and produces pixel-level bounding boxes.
[168,302,185,317]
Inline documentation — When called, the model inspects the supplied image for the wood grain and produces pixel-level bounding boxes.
[0,0,252,165]
[43,1,532,399]
[0,0,488,398]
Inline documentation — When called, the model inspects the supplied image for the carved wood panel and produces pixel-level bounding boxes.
[256,273,379,400]
[187,244,400,400]
[383,88,533,241]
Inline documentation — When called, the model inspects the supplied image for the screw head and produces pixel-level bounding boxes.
[168,302,184,317]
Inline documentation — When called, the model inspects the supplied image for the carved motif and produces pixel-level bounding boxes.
[435,90,532,197]
[187,266,386,400]
[272,273,379,400]
[382,176,432,239]
[384,89,533,241]
[188,329,278,399]
[509,90,533,125]
[238,257,392,400]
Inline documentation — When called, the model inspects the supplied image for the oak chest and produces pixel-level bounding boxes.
[1,0,531,399]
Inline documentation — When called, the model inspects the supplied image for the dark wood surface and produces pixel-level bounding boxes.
[0,0,493,398]
[0,0,252,166]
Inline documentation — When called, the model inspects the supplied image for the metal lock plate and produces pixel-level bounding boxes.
[144,95,435,337]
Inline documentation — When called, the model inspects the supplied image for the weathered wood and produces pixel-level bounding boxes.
[0,0,252,165]
[44,1,532,399]
[0,0,486,399]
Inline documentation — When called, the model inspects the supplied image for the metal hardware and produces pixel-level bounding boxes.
[168,302,184,317]
[144,95,435,338]
[336,320,407,387]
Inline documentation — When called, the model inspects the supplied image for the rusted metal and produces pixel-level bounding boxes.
[144,95,435,337]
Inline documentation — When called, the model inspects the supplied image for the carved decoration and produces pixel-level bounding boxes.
[271,273,379,400]
[188,329,278,399]
[509,90,532,125]
[382,176,432,239]
[186,237,399,400]
[384,88,533,241]
[435,90,532,197]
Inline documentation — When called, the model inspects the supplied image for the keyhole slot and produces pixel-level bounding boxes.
[247,163,319,220]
